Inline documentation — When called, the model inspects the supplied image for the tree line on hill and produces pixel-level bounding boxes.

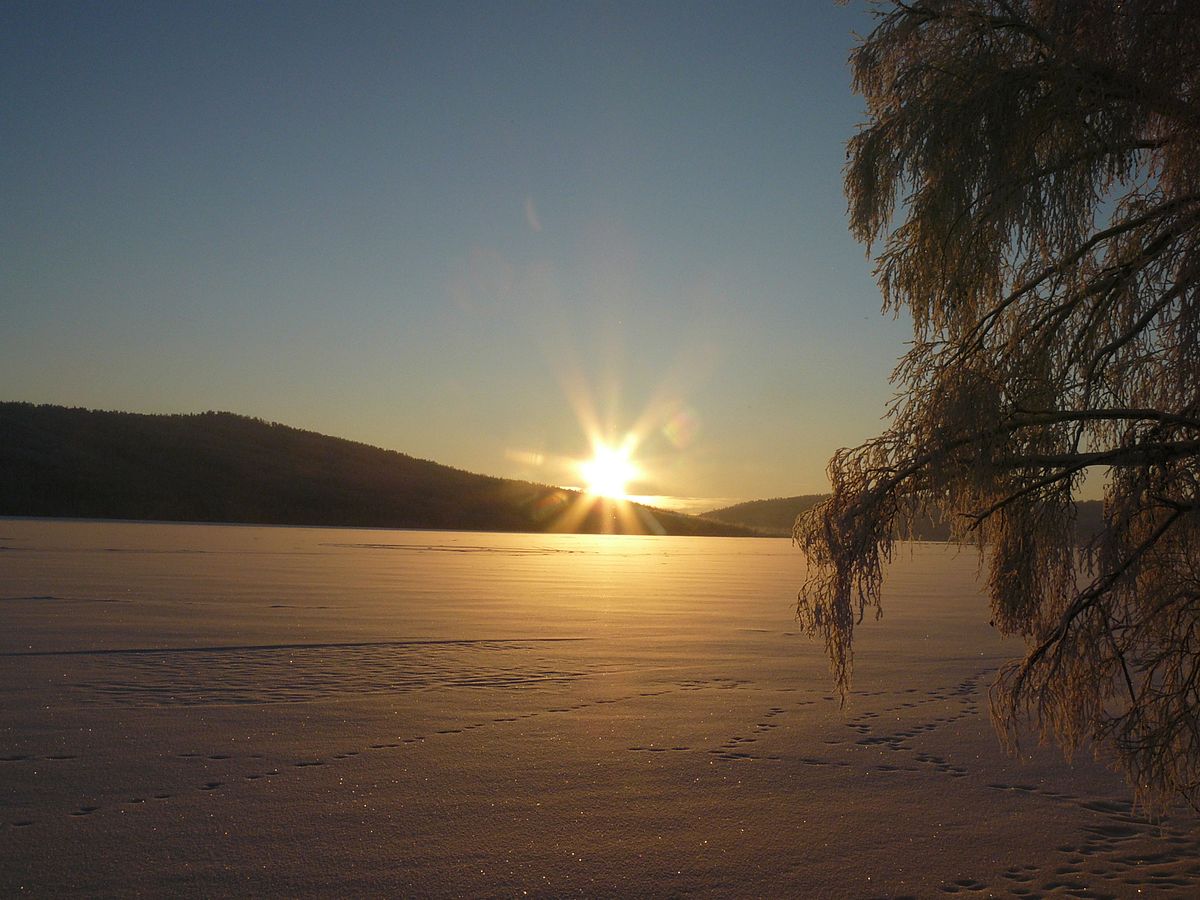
[0,403,752,537]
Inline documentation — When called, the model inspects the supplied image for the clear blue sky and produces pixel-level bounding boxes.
[1,0,911,510]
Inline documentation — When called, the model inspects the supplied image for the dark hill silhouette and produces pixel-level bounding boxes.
[0,403,755,537]
[706,494,1105,542]
[704,495,827,537]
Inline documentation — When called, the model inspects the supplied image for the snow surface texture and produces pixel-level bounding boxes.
[2,520,1198,897]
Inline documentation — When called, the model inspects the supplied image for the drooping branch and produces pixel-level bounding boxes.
[798,0,1200,809]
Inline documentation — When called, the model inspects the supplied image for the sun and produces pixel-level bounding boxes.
[579,442,640,500]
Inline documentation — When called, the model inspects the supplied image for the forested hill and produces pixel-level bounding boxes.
[706,494,1106,541]
[704,495,828,537]
[0,403,754,537]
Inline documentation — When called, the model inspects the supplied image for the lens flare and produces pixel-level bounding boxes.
[662,405,700,449]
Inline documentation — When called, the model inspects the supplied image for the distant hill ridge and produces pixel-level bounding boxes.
[703,495,828,537]
[705,494,1106,541]
[0,403,755,537]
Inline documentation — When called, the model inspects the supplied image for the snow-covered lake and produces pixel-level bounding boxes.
[2,519,1196,896]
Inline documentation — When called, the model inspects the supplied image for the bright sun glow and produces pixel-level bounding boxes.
[579,442,640,500]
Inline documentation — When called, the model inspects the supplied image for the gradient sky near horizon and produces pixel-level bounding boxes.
[1,0,912,512]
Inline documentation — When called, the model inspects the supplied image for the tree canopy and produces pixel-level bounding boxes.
[794,0,1200,807]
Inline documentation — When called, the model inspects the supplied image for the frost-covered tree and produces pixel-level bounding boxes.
[794,0,1200,807]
